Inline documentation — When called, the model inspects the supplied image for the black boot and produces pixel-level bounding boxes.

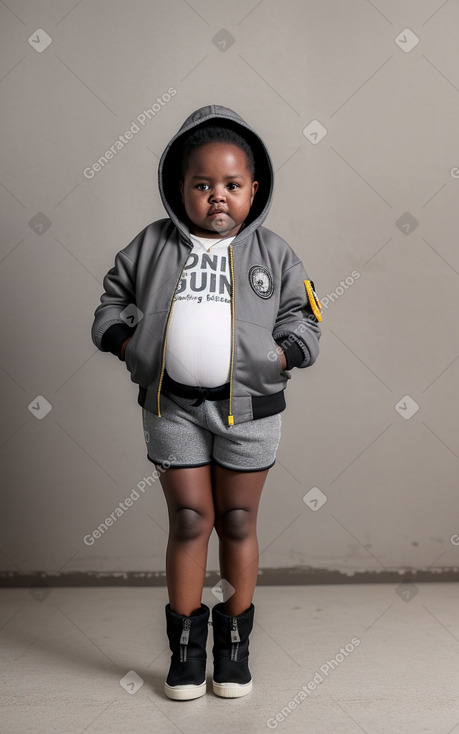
[164,603,210,700]
[211,602,254,698]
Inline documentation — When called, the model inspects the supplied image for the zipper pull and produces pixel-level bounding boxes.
[230,617,240,643]
[180,618,191,645]
[227,414,234,426]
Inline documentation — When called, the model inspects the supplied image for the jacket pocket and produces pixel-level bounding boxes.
[237,322,286,395]
[123,311,166,388]
[269,335,283,376]
[268,333,293,384]
[124,335,135,372]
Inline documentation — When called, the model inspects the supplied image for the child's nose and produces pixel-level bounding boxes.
[210,186,226,201]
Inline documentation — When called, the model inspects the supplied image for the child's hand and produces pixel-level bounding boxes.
[120,337,131,361]
[276,344,287,371]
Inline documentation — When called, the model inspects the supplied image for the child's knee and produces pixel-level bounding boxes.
[216,508,253,541]
[172,507,212,541]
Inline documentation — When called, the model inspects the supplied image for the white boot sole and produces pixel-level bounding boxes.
[164,680,206,700]
[212,678,252,698]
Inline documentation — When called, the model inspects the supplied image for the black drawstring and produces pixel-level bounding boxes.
[191,388,211,407]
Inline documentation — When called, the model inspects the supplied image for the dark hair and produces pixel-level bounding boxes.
[180,125,256,180]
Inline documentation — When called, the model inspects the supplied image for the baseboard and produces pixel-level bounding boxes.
[1,566,458,589]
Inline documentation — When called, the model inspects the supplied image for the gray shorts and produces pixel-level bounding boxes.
[142,392,282,472]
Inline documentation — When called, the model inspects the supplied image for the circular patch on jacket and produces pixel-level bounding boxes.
[248,265,273,299]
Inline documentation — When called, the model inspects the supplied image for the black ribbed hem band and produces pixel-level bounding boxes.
[251,390,286,419]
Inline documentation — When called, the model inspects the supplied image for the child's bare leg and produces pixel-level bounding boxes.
[212,464,269,616]
[158,465,215,616]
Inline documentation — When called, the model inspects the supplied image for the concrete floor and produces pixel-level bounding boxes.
[1,583,458,734]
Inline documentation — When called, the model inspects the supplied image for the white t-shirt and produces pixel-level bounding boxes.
[164,234,235,386]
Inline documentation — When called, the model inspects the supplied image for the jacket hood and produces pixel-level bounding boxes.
[158,104,274,241]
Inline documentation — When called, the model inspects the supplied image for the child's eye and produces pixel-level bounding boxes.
[195,182,240,192]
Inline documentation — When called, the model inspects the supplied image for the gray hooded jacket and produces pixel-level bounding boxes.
[91,105,321,425]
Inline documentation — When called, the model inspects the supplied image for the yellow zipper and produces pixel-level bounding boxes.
[227,244,235,426]
[156,268,186,417]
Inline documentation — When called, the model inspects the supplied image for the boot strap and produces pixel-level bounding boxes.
[180,618,191,660]
[230,617,241,643]
[180,618,191,645]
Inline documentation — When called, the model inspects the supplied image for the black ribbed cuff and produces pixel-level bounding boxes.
[100,322,135,360]
[275,339,305,370]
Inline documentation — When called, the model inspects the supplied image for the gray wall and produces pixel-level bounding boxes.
[1,0,458,581]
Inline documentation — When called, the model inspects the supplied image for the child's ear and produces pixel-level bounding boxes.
[250,180,258,203]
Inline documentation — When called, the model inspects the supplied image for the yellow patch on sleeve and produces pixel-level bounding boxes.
[304,280,323,321]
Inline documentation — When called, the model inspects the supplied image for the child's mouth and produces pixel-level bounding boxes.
[208,213,237,232]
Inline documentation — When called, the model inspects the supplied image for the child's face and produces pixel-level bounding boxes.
[179,141,258,238]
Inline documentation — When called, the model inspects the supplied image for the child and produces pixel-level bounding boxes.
[91,104,322,701]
